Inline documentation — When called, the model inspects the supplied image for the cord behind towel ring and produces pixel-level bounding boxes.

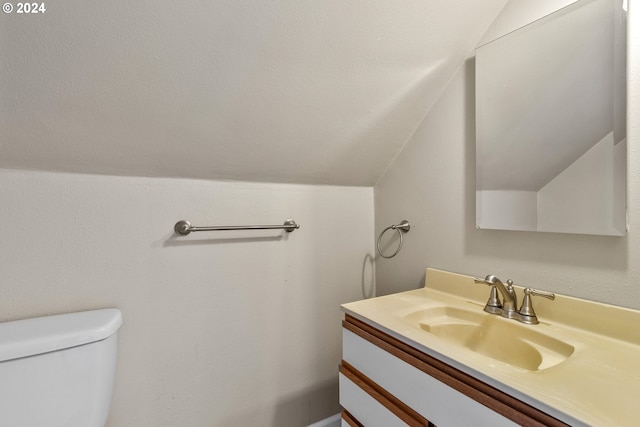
[376,220,411,259]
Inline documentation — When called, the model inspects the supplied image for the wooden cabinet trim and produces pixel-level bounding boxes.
[343,315,568,427]
[340,361,430,427]
[341,409,364,427]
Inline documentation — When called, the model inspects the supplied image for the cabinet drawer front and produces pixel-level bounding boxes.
[343,328,518,427]
[339,373,410,427]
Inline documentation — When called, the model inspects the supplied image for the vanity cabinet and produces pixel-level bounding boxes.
[339,315,567,427]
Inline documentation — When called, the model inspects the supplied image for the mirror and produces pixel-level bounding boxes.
[475,0,627,236]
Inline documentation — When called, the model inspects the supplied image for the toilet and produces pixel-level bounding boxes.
[0,308,123,427]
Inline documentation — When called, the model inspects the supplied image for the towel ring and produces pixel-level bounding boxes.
[376,220,411,259]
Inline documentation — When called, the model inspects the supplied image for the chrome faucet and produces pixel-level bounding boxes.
[474,275,555,324]
[474,275,519,319]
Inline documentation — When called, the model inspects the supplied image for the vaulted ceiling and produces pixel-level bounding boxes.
[1,0,506,186]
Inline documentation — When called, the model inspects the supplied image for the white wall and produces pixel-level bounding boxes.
[374,0,640,309]
[0,169,375,426]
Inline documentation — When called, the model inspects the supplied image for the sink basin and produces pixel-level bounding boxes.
[403,306,574,371]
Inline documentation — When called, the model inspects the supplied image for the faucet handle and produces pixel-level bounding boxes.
[519,288,555,324]
[474,276,504,314]
[524,288,555,299]
[483,285,503,314]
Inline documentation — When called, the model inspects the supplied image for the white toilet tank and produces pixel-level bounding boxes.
[0,308,123,427]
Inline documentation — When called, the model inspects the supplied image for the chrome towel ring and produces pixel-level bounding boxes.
[376,220,411,259]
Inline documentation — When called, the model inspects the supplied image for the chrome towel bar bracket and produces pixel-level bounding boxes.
[174,219,300,235]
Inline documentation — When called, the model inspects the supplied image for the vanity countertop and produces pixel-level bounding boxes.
[342,268,640,427]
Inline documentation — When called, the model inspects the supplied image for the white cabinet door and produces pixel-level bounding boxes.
[339,373,410,427]
[343,328,518,427]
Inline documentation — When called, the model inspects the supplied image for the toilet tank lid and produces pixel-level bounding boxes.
[0,308,122,363]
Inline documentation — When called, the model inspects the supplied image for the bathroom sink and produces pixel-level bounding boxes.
[403,306,574,371]
[343,268,640,426]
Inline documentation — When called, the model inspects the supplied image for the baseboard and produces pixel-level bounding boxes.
[306,413,341,427]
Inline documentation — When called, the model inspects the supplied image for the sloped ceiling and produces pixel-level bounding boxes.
[1,0,505,186]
